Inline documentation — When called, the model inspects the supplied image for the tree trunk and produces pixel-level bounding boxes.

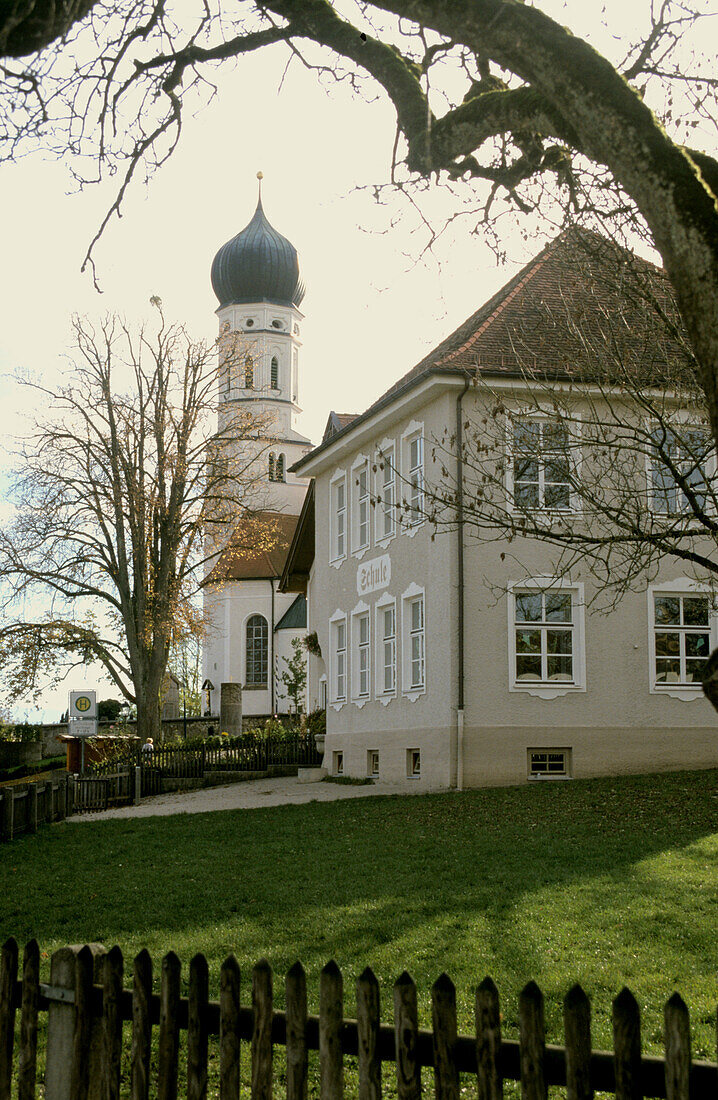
[135,686,163,745]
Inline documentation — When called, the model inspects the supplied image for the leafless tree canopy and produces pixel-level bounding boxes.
[0,308,272,736]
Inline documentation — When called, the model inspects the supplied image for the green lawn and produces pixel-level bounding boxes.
[2,769,718,1063]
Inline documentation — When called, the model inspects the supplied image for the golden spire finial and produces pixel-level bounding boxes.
[256,171,263,203]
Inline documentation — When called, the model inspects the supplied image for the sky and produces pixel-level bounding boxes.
[0,3,716,720]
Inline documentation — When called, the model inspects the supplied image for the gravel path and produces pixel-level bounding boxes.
[68,775,417,821]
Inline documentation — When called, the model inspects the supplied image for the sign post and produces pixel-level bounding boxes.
[68,691,98,774]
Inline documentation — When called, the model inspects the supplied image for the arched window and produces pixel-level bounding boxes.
[271,356,279,390]
[276,454,285,482]
[268,452,276,481]
[246,615,268,685]
[244,355,254,388]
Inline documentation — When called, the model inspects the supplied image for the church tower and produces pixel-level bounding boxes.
[210,174,312,508]
[202,177,312,720]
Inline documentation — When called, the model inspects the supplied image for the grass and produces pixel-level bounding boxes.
[2,768,717,1067]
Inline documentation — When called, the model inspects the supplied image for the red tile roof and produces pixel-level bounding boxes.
[204,511,299,583]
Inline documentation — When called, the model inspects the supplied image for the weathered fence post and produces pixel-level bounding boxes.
[286,961,308,1100]
[519,982,547,1100]
[394,971,421,1100]
[612,987,642,1100]
[2,789,13,841]
[18,939,40,1100]
[157,952,181,1100]
[475,977,502,1100]
[102,947,124,1100]
[0,937,19,1098]
[432,973,459,1100]
[187,953,209,1100]
[564,984,592,1100]
[134,767,142,805]
[27,785,38,834]
[131,949,152,1100]
[664,993,690,1100]
[251,959,273,1100]
[320,960,344,1100]
[219,956,240,1100]
[356,966,381,1100]
[45,944,107,1100]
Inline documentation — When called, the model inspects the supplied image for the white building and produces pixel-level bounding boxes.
[202,183,312,718]
[284,229,718,787]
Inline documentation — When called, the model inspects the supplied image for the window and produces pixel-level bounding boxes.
[407,749,421,778]
[511,418,573,511]
[649,426,711,514]
[271,356,279,389]
[245,615,268,686]
[401,586,426,698]
[352,609,370,702]
[244,356,254,388]
[528,749,571,779]
[331,616,347,704]
[406,431,424,525]
[352,461,370,553]
[367,750,379,778]
[509,582,586,698]
[377,601,396,698]
[330,475,347,563]
[276,454,285,482]
[652,592,711,687]
[268,452,275,481]
[333,751,344,776]
[377,446,396,541]
[514,590,574,683]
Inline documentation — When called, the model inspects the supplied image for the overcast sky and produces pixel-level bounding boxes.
[1,4,716,720]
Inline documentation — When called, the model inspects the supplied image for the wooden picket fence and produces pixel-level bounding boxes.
[0,773,69,842]
[1,938,717,1099]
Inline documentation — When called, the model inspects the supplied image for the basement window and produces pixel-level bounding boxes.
[367,749,379,778]
[333,751,344,776]
[527,749,572,779]
[407,748,421,778]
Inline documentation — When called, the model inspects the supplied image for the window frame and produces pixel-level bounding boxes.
[406,748,421,779]
[351,455,371,558]
[508,578,586,699]
[527,748,573,780]
[329,470,347,567]
[375,592,397,704]
[329,610,348,709]
[367,749,379,778]
[400,421,425,535]
[375,439,397,547]
[270,356,280,390]
[646,421,714,517]
[351,601,371,707]
[507,414,579,514]
[647,580,717,701]
[244,613,269,688]
[401,583,426,701]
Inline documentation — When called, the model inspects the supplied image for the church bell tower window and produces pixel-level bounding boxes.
[271,357,279,390]
[244,356,254,388]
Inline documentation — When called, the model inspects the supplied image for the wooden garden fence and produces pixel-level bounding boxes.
[0,773,69,842]
[1,938,717,1100]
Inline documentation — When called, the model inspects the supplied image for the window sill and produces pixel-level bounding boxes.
[511,682,584,700]
[403,687,425,703]
[352,545,370,561]
[375,532,396,551]
[651,685,705,702]
[330,701,346,712]
[377,692,395,707]
[527,774,572,781]
[329,556,346,571]
[243,683,268,691]
[352,696,369,709]
[403,520,424,539]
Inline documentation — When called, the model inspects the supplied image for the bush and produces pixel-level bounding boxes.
[306,709,326,738]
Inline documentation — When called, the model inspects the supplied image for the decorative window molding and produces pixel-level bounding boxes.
[351,454,370,558]
[329,470,347,568]
[507,415,579,513]
[400,421,424,535]
[319,674,327,711]
[270,356,280,390]
[508,578,586,699]
[375,439,397,548]
[647,579,716,700]
[401,582,426,701]
[375,592,397,705]
[351,600,371,706]
[328,609,347,710]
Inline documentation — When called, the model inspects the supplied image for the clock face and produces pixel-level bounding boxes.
[75,696,92,713]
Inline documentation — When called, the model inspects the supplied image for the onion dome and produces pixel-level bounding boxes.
[211,182,305,309]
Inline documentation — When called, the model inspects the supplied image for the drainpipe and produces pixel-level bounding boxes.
[455,373,471,791]
[270,578,276,716]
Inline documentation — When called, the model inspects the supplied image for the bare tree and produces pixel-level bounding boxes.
[1,1,717,451]
[0,305,274,739]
